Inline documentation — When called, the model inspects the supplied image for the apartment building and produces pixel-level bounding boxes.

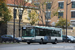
[6,0,38,37]
[32,0,75,27]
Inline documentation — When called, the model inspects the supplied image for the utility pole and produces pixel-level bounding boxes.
[19,0,21,37]
[19,16,21,37]
[13,0,16,42]
[19,9,22,37]
[66,0,72,42]
[66,0,68,42]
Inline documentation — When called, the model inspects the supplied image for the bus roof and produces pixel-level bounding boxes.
[35,26,62,31]
[22,26,62,31]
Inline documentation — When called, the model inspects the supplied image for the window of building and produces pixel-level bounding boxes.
[58,12,63,18]
[25,0,32,3]
[45,12,51,19]
[28,10,31,13]
[71,21,75,27]
[34,2,40,7]
[58,2,64,9]
[71,11,75,18]
[34,0,38,1]
[46,3,51,9]
[27,9,31,20]
[72,2,75,8]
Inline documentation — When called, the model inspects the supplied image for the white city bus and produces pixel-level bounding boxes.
[22,26,62,44]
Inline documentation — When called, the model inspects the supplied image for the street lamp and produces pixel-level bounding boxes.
[66,0,68,42]
[19,9,22,37]
[66,0,72,42]
[13,0,16,42]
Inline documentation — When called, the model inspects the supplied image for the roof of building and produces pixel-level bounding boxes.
[6,0,37,8]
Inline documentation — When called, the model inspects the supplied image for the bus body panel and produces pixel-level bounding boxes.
[35,36,44,39]
[51,37,62,40]
[22,36,62,43]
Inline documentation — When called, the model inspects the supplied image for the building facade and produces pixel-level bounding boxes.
[32,0,75,27]
[2,0,75,36]
[6,0,38,37]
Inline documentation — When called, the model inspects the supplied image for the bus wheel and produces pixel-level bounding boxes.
[68,40,71,43]
[27,42,30,44]
[52,39,57,44]
[43,42,47,44]
[40,38,43,44]
[39,42,42,44]
[54,40,57,44]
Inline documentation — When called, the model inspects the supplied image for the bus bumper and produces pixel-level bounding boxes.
[22,39,35,42]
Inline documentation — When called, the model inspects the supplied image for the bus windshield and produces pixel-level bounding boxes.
[22,28,35,37]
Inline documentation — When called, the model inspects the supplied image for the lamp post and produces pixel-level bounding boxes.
[19,9,22,37]
[66,0,68,42]
[13,0,16,42]
[66,0,72,42]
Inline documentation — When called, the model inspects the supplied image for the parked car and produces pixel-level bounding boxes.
[1,35,22,43]
[62,35,75,43]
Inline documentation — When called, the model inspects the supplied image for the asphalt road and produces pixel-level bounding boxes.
[0,43,75,50]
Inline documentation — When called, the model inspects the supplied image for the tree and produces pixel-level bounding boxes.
[55,17,70,35]
[0,0,11,25]
[15,0,35,17]
[33,0,58,26]
[55,17,70,28]
[14,0,38,25]
[27,10,39,25]
[0,0,12,38]
[15,0,28,12]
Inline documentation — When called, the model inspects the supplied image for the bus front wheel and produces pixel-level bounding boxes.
[40,38,43,44]
[52,39,57,44]
[27,42,30,44]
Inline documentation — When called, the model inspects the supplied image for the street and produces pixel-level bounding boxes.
[0,43,75,50]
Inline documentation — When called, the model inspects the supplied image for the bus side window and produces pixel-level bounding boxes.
[22,29,26,36]
[58,31,61,37]
[35,29,39,36]
[51,30,58,37]
[30,29,35,36]
[46,30,51,36]
[51,30,55,36]
[51,30,61,37]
